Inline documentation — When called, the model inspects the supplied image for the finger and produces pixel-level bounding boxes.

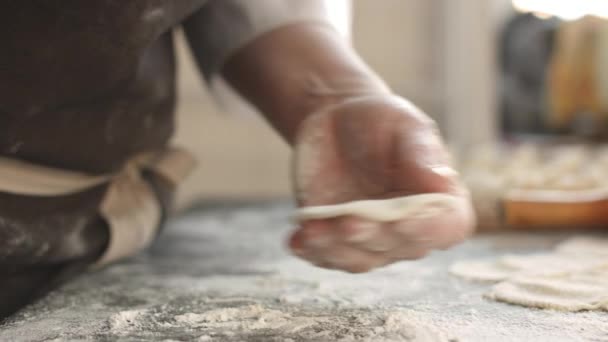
[388,197,475,250]
[333,216,405,253]
[334,219,431,260]
[289,219,394,273]
[289,219,338,253]
[387,245,429,261]
[393,116,463,195]
[333,216,382,243]
[305,243,392,273]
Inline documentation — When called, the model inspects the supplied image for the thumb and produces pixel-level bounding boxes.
[393,122,462,195]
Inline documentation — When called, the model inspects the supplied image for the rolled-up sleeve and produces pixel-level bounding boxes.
[183,0,334,79]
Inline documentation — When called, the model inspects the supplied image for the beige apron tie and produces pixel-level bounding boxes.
[0,147,197,266]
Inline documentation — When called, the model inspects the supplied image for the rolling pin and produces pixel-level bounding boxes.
[501,188,608,229]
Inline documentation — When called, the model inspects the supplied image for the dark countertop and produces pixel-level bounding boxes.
[1,202,606,341]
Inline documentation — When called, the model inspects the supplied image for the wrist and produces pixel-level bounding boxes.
[222,21,392,144]
[288,74,392,144]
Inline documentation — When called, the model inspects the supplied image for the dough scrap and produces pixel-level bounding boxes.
[487,273,608,311]
[294,193,460,222]
[450,237,608,311]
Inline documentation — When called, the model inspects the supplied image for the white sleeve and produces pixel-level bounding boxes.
[183,0,335,79]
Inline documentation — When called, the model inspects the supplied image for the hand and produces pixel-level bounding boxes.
[289,95,475,272]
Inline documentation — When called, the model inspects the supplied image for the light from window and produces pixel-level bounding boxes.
[325,0,352,39]
[512,0,608,20]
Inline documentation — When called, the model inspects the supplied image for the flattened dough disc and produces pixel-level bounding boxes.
[294,193,460,222]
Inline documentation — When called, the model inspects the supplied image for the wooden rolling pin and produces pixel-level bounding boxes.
[502,188,608,229]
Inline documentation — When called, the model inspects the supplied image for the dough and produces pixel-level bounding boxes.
[294,193,460,222]
[450,237,608,311]
[461,144,608,193]
[460,144,608,228]
[488,273,608,311]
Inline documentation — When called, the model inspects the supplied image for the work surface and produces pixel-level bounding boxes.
[1,202,607,341]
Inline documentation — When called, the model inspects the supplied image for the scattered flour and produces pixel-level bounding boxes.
[173,304,313,332]
[107,309,147,331]
[108,303,447,342]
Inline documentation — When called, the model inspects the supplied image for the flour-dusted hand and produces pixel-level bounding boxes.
[219,23,476,272]
[289,95,475,272]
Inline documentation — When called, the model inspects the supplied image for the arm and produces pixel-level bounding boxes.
[184,1,474,273]
[222,22,390,144]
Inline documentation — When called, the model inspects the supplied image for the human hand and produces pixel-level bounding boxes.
[289,95,475,272]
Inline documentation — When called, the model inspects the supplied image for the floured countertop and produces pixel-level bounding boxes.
[1,201,607,341]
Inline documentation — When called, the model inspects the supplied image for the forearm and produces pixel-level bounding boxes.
[222,22,391,144]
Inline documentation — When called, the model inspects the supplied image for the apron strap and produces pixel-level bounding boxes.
[96,148,197,266]
[0,147,197,266]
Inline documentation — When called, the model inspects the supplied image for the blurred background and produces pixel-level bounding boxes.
[173,0,608,207]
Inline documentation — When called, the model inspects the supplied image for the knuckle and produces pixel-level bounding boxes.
[394,248,428,260]
[344,264,373,274]
[408,249,429,259]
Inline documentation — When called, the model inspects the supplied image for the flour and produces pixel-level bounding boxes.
[173,304,311,332]
[108,303,447,342]
[450,236,608,311]
[107,309,148,331]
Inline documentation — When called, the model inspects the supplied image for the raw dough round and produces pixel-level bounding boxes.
[451,237,608,311]
[294,193,460,222]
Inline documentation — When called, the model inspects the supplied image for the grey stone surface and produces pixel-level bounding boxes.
[1,202,607,341]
